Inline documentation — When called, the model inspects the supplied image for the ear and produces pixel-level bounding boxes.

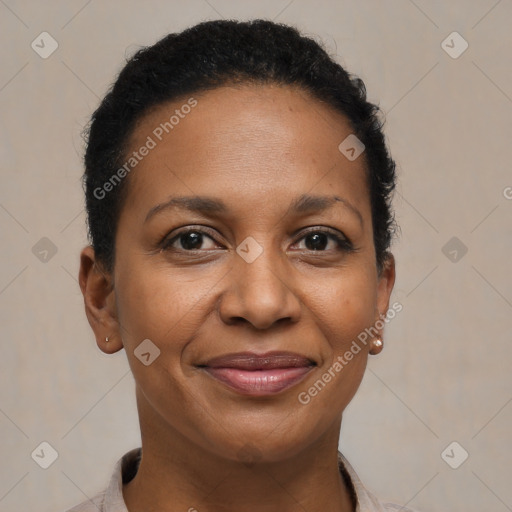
[374,252,396,337]
[78,245,123,354]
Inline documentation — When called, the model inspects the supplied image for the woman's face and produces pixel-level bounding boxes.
[84,84,395,462]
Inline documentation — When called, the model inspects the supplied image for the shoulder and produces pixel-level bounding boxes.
[337,451,424,512]
[382,503,422,512]
[63,447,142,512]
[63,490,105,512]
[367,493,423,512]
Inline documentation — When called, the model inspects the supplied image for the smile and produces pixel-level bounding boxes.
[198,351,316,396]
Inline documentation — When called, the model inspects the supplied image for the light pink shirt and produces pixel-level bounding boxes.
[65,447,421,512]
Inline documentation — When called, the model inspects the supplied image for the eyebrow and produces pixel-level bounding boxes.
[144,193,363,227]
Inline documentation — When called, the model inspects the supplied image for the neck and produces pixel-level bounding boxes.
[123,389,355,512]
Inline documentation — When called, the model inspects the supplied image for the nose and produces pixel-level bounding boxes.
[218,243,302,330]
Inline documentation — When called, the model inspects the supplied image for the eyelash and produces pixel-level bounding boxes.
[160,226,355,254]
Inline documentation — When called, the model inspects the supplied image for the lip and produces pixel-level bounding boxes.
[198,351,316,396]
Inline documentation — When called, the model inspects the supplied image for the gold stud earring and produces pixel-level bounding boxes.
[369,337,383,355]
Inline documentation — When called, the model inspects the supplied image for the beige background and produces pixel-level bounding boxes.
[1,1,511,511]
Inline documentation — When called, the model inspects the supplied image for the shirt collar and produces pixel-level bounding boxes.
[98,447,395,512]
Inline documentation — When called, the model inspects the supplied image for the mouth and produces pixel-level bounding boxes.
[197,351,316,396]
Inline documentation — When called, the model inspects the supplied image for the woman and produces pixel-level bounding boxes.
[70,19,419,512]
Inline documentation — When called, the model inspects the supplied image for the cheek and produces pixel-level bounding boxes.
[336,293,376,346]
[313,267,378,352]
[300,292,373,414]
[328,273,378,395]
[114,262,210,352]
[113,266,203,406]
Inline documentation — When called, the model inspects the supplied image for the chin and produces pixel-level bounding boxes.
[202,421,318,465]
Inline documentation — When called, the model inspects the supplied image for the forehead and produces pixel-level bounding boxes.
[120,83,370,219]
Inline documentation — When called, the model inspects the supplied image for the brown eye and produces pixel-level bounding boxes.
[304,233,330,251]
[162,229,219,251]
[294,229,353,252]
